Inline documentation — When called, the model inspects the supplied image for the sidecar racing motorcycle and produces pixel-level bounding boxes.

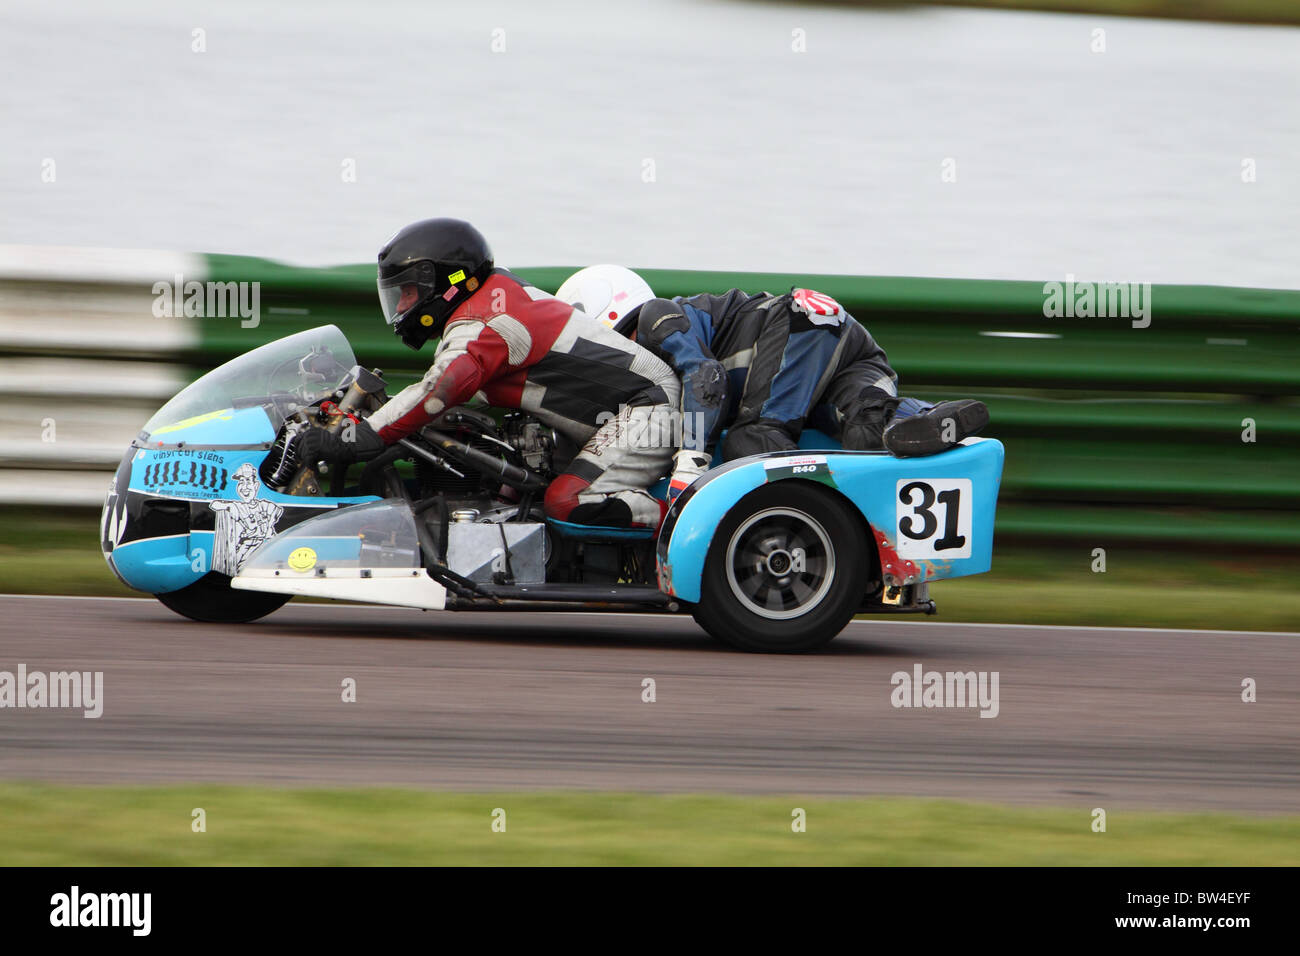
[100,325,1004,652]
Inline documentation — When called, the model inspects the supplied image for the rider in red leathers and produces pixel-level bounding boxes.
[299,219,681,530]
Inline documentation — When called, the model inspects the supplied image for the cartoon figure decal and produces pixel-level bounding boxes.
[209,463,283,575]
[101,474,124,555]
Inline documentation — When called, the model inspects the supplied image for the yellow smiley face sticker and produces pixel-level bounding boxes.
[287,547,317,573]
[420,314,434,327]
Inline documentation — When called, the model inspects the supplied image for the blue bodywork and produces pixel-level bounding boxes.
[102,405,378,594]
[656,437,1005,603]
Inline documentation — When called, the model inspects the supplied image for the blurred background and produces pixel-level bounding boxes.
[0,0,1298,870]
[3,0,1298,280]
[1,0,1298,627]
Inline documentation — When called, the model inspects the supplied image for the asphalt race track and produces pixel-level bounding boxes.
[3,596,1297,812]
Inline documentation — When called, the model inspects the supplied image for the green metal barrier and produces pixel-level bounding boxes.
[196,255,1300,548]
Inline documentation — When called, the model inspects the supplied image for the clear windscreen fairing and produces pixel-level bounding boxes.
[240,499,422,573]
[142,325,357,440]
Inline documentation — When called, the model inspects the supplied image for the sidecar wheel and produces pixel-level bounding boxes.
[156,572,290,623]
[692,483,868,653]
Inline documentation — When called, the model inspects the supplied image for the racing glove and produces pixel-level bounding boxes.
[296,420,386,466]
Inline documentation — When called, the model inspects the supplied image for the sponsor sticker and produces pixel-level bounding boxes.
[763,455,834,485]
[287,547,317,572]
[763,455,826,471]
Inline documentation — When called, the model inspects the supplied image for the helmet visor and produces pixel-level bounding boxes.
[377,265,434,327]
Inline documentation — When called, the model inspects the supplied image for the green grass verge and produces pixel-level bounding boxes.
[927,542,1300,632]
[0,784,1295,866]
[3,508,1298,631]
[0,508,135,598]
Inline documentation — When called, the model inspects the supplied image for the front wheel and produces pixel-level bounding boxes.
[156,572,290,623]
[691,483,869,652]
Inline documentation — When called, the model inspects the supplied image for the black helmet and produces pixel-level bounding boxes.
[376,218,494,349]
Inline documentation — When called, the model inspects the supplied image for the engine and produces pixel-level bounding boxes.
[410,408,556,516]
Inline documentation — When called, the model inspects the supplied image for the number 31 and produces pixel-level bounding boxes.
[898,481,966,551]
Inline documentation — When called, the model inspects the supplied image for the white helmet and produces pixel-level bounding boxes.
[555,265,654,333]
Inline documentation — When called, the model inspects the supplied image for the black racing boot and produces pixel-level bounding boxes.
[882,400,989,457]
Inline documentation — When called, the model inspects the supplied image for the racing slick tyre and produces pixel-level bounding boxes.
[692,482,869,652]
[155,571,290,623]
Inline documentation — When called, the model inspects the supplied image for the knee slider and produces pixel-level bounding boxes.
[688,359,728,408]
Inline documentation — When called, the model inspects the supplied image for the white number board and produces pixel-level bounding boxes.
[895,478,972,559]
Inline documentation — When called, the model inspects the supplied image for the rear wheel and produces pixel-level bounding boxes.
[692,483,869,652]
[156,572,290,623]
